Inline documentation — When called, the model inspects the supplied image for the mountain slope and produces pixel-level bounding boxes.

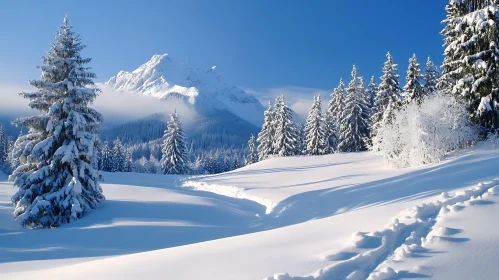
[105,54,264,127]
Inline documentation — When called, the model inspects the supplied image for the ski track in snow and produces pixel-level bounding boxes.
[181,180,276,214]
[265,180,499,280]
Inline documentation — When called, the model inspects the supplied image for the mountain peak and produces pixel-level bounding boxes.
[105,54,264,127]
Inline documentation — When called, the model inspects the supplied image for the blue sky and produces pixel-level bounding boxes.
[0,0,447,92]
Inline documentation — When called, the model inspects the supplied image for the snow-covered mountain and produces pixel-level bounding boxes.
[106,54,264,127]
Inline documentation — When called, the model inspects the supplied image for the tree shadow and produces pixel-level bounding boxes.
[0,196,262,263]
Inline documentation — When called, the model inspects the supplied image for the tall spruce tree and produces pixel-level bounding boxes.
[323,111,338,154]
[371,52,401,132]
[305,94,326,155]
[439,0,470,90]
[274,95,298,157]
[9,16,104,228]
[358,77,372,137]
[403,54,425,104]
[338,65,370,152]
[441,1,499,130]
[423,56,441,94]
[160,109,189,174]
[257,102,275,160]
[329,79,346,130]
[366,76,377,111]
[295,122,306,155]
[246,134,258,165]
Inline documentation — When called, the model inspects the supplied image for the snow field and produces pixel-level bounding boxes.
[265,180,499,279]
[2,147,499,279]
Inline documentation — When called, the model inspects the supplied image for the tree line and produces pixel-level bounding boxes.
[247,53,441,164]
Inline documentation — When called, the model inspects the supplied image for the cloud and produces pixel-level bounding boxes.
[0,84,37,118]
[242,86,330,120]
[94,83,198,127]
[0,83,198,128]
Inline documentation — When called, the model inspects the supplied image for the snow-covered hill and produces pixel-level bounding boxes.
[1,147,499,279]
[106,54,264,127]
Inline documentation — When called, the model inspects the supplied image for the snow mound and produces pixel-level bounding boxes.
[181,180,276,214]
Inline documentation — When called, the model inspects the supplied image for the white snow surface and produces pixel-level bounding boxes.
[105,54,264,127]
[2,146,499,279]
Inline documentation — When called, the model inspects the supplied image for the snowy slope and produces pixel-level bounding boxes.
[105,54,264,127]
[1,147,499,279]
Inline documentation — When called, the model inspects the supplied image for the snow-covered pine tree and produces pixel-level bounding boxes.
[160,109,189,174]
[246,134,258,165]
[358,77,372,138]
[403,54,425,104]
[323,111,339,154]
[324,80,345,154]
[100,141,111,172]
[111,138,126,172]
[439,0,469,91]
[366,76,377,111]
[329,79,346,130]
[423,56,441,95]
[274,95,298,157]
[231,156,240,170]
[441,1,499,130]
[305,94,326,155]
[9,16,104,228]
[257,102,275,160]
[338,65,371,152]
[295,122,306,155]
[371,52,401,131]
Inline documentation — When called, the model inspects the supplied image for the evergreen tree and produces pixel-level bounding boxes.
[246,134,258,165]
[100,141,111,172]
[274,95,298,157]
[372,52,401,131]
[358,77,372,137]
[441,1,499,130]
[423,56,441,94]
[111,138,126,172]
[324,80,345,154]
[257,102,275,160]
[9,16,104,228]
[338,65,371,152]
[160,109,189,174]
[295,122,306,155]
[366,76,377,111]
[403,54,425,104]
[439,0,469,90]
[232,156,241,170]
[305,94,326,155]
[323,111,339,154]
[329,79,346,130]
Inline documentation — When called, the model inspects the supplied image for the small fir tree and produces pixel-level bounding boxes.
[160,109,189,174]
